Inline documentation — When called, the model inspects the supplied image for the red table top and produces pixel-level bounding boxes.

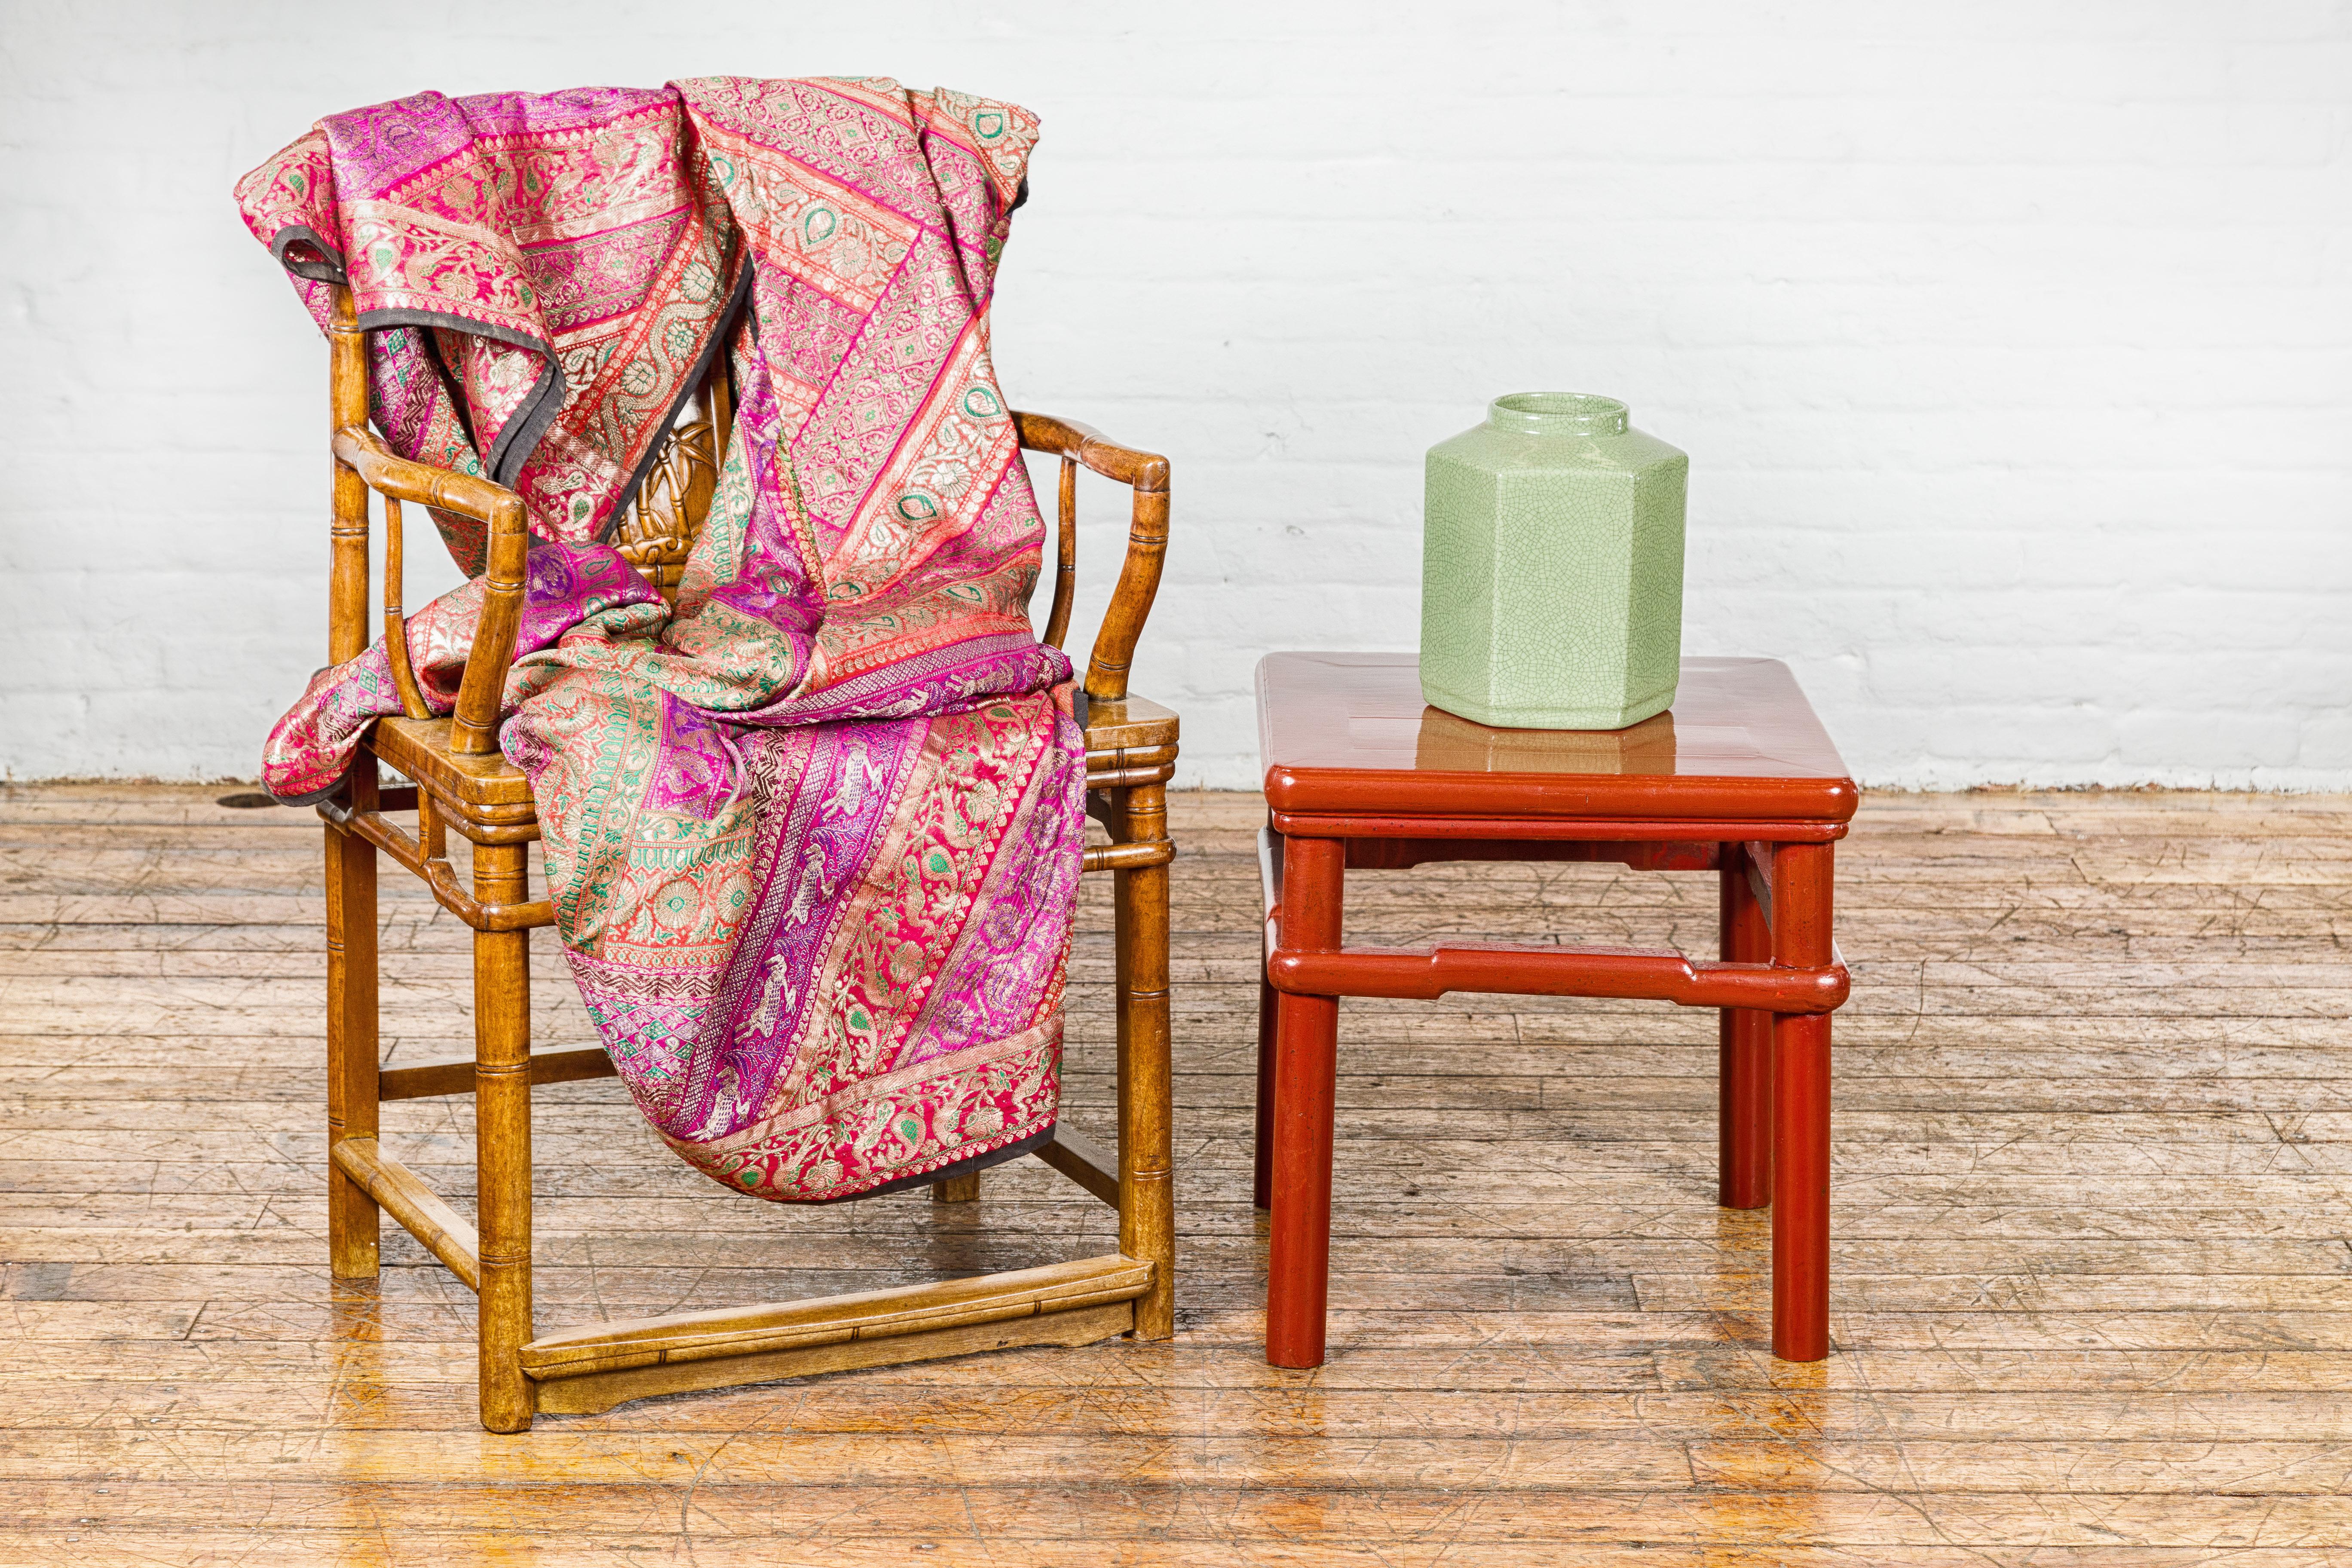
[1257,652,1857,824]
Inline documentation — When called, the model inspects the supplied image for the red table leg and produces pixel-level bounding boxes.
[1718,845,1773,1210]
[1770,840,1834,1361]
[1266,835,1344,1369]
[1253,961,1277,1210]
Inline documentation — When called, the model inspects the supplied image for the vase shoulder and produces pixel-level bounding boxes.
[1428,422,1686,478]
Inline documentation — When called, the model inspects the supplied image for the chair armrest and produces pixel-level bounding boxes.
[1013,410,1170,493]
[329,426,528,756]
[332,425,521,527]
[1013,411,1170,703]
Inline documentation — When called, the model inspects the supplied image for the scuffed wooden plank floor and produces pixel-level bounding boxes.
[1,784,2348,1565]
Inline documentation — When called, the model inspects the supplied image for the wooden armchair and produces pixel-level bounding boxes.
[309,287,1178,1432]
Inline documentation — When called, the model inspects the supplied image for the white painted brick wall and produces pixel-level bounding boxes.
[5,2,2348,788]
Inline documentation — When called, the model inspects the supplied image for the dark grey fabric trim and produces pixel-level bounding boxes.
[270,226,347,284]
[352,307,562,489]
[485,357,564,487]
[822,1122,1056,1204]
[265,778,346,808]
[597,260,755,542]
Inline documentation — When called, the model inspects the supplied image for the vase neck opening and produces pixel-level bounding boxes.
[1486,392,1629,437]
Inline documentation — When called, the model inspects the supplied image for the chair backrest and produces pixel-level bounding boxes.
[330,275,1164,741]
[591,368,1134,681]
[608,358,734,603]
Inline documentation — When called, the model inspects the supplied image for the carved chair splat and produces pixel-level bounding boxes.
[313,284,1178,1432]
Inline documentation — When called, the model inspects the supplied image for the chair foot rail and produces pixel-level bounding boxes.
[1268,941,1850,1013]
[328,1137,482,1289]
[1033,1124,1120,1207]
[533,1299,1136,1417]
[521,1253,1152,1382]
[317,798,554,931]
[380,1045,617,1102]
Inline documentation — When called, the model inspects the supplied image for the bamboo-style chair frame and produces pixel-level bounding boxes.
[310,286,1177,1432]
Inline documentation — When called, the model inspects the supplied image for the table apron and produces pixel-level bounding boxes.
[1268,812,1849,843]
[1345,838,1722,871]
[1256,827,1847,1014]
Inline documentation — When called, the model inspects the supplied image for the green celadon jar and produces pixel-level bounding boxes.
[1420,392,1689,730]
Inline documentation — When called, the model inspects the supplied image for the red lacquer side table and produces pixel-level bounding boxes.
[1254,652,1858,1367]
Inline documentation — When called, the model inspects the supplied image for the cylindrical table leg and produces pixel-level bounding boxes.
[1772,1011,1831,1360]
[473,841,537,1432]
[1718,845,1772,1209]
[1770,839,1836,1362]
[1266,835,1343,1369]
[1253,958,1277,1211]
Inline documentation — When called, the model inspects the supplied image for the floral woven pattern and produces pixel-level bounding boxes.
[242,79,1084,1202]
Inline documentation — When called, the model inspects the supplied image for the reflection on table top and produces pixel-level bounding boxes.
[1256,652,1856,823]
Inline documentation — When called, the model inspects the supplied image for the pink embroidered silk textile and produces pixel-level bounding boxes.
[237,79,1085,1202]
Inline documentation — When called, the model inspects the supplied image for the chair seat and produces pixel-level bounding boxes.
[372,717,533,807]
[1082,692,1179,759]
[372,694,1180,826]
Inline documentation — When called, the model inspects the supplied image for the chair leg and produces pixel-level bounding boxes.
[1770,841,1835,1363]
[1112,782,1176,1341]
[324,773,380,1279]
[1718,845,1772,1210]
[1110,789,1135,1210]
[1265,835,1343,1370]
[931,1170,981,1203]
[473,840,537,1432]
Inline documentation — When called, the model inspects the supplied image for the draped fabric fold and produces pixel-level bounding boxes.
[237,78,1084,1203]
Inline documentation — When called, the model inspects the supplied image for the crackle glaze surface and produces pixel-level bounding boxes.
[1421,397,1688,730]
